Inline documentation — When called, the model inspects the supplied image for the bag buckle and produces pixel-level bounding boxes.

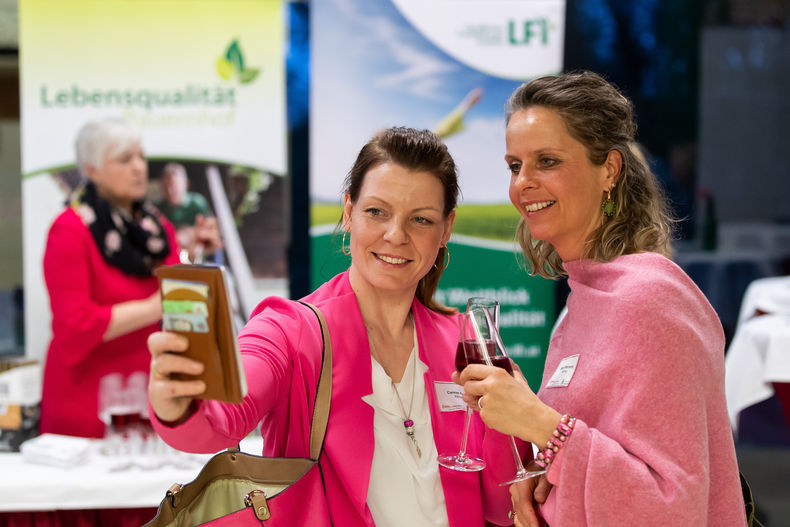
[166,483,183,508]
[244,490,270,521]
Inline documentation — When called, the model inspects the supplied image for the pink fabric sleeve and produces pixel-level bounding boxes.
[542,284,730,525]
[481,430,532,524]
[43,216,112,366]
[151,301,306,453]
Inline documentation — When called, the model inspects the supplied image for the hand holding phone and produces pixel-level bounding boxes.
[154,265,247,404]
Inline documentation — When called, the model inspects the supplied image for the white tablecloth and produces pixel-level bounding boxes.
[0,435,262,512]
[725,314,790,434]
[736,276,790,327]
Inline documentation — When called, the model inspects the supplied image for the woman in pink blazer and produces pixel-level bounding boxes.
[148,127,518,526]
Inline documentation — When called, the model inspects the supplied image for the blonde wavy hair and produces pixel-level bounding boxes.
[506,71,675,279]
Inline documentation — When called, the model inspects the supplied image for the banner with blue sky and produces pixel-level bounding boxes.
[310,0,566,389]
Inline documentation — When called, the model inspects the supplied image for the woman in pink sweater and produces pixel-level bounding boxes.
[457,72,746,526]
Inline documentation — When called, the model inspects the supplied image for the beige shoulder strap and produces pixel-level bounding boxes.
[300,302,332,461]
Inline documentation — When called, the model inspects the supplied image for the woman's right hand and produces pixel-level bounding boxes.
[509,471,553,527]
[147,331,206,422]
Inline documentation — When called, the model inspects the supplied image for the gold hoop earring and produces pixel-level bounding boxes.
[433,246,450,271]
[342,231,351,255]
[601,188,616,217]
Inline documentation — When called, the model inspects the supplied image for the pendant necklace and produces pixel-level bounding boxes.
[392,353,422,458]
[369,330,422,458]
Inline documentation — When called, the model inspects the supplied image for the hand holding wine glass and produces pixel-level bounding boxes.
[438,298,502,471]
[438,308,489,471]
[465,305,546,485]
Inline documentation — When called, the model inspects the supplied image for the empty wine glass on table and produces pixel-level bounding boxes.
[437,298,500,472]
[467,305,546,485]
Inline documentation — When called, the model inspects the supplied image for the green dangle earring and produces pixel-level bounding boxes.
[601,187,616,217]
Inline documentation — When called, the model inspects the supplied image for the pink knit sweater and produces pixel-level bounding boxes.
[537,253,745,526]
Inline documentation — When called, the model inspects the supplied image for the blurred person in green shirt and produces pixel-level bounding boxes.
[155,162,223,263]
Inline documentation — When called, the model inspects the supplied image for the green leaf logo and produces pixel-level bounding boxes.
[216,58,234,80]
[217,39,261,84]
[239,68,260,84]
[225,40,244,72]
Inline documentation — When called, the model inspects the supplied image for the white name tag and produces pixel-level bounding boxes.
[546,354,579,388]
[434,381,466,411]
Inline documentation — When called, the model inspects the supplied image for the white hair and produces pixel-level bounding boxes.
[75,117,142,177]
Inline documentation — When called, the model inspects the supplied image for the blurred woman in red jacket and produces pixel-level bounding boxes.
[40,117,180,438]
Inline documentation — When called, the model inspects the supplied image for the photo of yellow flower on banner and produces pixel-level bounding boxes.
[310,0,566,389]
[19,0,286,362]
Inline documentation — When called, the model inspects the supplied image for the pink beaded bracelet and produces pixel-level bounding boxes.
[534,414,576,469]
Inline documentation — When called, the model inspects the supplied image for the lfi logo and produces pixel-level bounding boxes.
[508,18,553,46]
[216,40,260,84]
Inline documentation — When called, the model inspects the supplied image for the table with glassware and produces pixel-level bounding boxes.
[0,434,262,527]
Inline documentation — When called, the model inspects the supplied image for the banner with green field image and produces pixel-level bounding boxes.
[311,208,556,391]
[311,0,563,388]
[19,0,286,361]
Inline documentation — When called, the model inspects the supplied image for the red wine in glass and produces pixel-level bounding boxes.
[473,355,513,374]
[455,339,488,371]
[454,341,468,372]
[111,413,128,437]
[459,339,514,374]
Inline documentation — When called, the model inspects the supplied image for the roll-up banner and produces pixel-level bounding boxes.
[310,0,566,389]
[19,0,286,361]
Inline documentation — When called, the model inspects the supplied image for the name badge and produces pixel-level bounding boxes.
[433,382,466,412]
[546,354,579,388]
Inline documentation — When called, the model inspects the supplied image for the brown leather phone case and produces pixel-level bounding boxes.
[155,264,246,403]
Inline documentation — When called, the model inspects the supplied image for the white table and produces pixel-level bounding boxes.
[736,276,790,327]
[725,314,790,434]
[0,435,262,512]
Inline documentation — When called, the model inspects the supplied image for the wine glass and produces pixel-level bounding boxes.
[437,310,486,471]
[438,298,500,471]
[467,304,546,485]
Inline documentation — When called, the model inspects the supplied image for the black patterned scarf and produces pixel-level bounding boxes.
[69,181,171,277]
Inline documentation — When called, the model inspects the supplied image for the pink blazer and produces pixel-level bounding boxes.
[153,271,517,526]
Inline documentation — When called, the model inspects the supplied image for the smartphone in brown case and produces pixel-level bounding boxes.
[155,264,247,403]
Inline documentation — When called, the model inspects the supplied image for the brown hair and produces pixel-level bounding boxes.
[505,71,675,278]
[341,126,459,314]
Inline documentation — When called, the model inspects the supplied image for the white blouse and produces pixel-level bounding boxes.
[363,330,450,527]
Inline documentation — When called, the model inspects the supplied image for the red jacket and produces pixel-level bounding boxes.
[41,207,179,438]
